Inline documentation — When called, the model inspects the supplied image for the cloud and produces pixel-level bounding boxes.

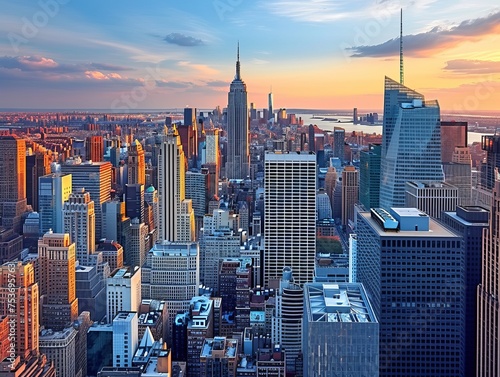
[443,59,500,74]
[177,61,218,75]
[204,80,229,87]
[163,33,204,47]
[0,55,132,74]
[155,80,193,88]
[347,10,500,57]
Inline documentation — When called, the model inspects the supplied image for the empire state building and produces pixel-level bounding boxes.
[226,44,249,180]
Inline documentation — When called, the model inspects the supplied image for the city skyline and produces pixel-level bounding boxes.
[0,1,498,111]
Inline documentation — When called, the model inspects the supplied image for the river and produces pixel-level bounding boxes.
[297,113,489,145]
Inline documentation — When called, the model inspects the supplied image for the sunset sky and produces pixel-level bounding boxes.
[0,0,499,112]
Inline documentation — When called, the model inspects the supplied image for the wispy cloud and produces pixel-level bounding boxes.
[177,61,218,75]
[163,33,205,47]
[347,10,500,57]
[444,59,500,74]
[155,80,193,88]
[0,55,132,74]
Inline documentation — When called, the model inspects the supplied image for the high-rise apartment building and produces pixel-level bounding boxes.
[157,124,195,242]
[63,189,96,262]
[357,207,465,376]
[61,158,112,241]
[264,152,316,286]
[39,173,72,234]
[341,165,359,228]
[379,77,444,209]
[225,45,249,180]
[38,231,79,331]
[127,139,146,185]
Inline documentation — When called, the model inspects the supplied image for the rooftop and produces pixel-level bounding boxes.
[360,210,458,238]
[200,337,238,359]
[305,283,378,324]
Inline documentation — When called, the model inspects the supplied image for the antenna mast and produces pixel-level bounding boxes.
[400,8,404,85]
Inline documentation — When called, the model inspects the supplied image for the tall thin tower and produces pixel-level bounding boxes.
[157,123,195,242]
[226,43,249,180]
[268,89,274,122]
[400,8,404,85]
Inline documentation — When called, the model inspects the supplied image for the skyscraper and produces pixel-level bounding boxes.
[127,139,146,186]
[61,158,112,242]
[357,207,465,376]
[39,173,72,234]
[480,133,500,190]
[303,282,379,376]
[86,135,104,162]
[38,231,79,331]
[341,165,359,228]
[141,242,199,342]
[359,143,381,210]
[0,135,27,234]
[442,205,489,377]
[264,151,316,286]
[478,174,500,377]
[179,107,198,168]
[0,261,39,360]
[268,91,274,121]
[157,124,195,242]
[225,44,249,180]
[62,189,96,262]
[379,77,444,209]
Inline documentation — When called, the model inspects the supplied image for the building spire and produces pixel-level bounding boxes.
[235,41,241,80]
[400,8,404,85]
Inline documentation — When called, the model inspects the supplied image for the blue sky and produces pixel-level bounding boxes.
[0,0,499,111]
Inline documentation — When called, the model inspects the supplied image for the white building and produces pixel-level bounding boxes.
[264,151,316,286]
[113,311,139,368]
[107,266,142,324]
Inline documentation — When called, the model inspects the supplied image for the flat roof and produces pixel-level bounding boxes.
[304,283,377,324]
[359,211,459,238]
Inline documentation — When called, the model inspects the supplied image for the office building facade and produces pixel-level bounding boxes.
[379,77,444,209]
[264,152,316,286]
